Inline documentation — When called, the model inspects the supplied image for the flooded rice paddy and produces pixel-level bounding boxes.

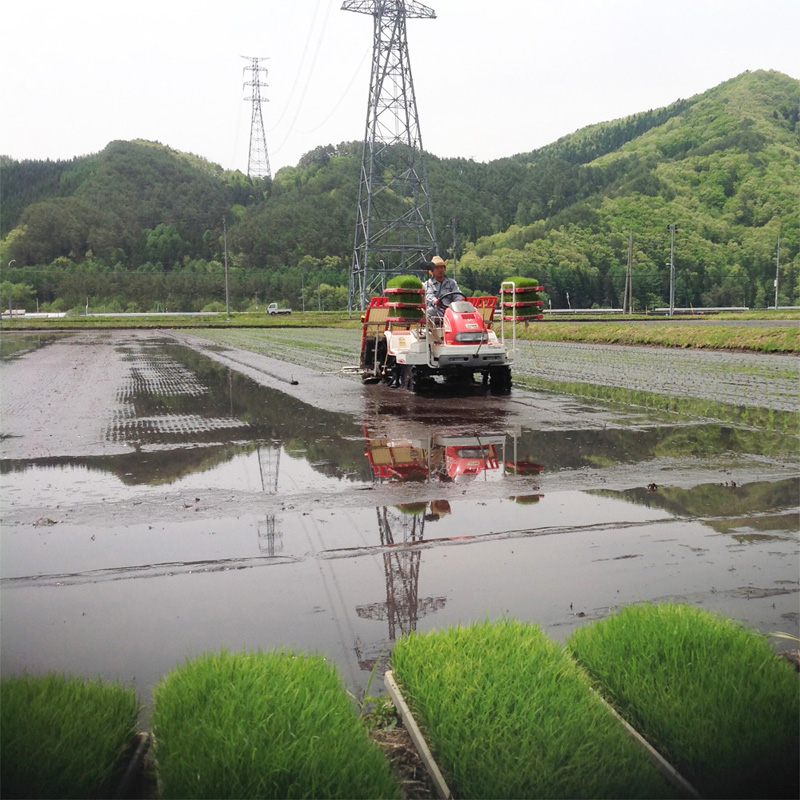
[1,329,798,719]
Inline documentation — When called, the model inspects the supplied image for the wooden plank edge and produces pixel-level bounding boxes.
[113,731,151,799]
[384,670,452,800]
[592,689,701,799]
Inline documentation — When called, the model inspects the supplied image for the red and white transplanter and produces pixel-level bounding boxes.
[356,280,543,393]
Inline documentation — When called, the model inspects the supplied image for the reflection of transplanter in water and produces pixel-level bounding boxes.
[363,427,543,485]
[354,426,544,672]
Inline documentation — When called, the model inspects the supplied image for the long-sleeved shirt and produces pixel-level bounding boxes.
[425,275,462,316]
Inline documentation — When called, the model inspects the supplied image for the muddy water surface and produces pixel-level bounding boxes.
[1,330,797,719]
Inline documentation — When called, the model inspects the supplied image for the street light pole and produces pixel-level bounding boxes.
[624,231,633,314]
[774,234,781,309]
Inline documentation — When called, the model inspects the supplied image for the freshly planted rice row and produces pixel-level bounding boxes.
[391,619,675,799]
[567,603,800,799]
[151,649,402,799]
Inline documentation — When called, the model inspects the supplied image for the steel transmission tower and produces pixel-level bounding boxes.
[343,0,438,311]
[242,56,272,179]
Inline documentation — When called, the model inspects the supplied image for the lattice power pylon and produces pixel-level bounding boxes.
[242,56,272,179]
[343,0,438,311]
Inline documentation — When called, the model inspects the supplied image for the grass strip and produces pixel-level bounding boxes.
[3,312,797,352]
[567,603,800,799]
[0,673,139,799]
[516,321,800,353]
[0,311,346,330]
[151,649,402,799]
[391,619,675,799]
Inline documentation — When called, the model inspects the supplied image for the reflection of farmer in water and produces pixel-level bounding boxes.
[425,499,451,522]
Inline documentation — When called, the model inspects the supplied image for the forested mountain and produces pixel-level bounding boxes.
[1,69,797,312]
[453,70,799,309]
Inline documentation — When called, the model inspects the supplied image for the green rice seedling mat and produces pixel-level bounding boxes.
[152,649,402,799]
[0,673,139,799]
[567,603,800,799]
[391,619,676,799]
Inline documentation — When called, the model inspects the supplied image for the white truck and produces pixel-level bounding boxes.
[267,303,291,315]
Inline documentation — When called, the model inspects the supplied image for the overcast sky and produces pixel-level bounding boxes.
[3,1,798,174]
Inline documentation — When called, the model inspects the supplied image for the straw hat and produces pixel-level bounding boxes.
[431,256,447,267]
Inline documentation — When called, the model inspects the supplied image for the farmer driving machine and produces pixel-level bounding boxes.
[357,277,544,393]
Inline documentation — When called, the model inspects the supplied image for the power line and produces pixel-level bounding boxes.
[269,0,333,157]
[267,0,325,133]
[294,45,371,135]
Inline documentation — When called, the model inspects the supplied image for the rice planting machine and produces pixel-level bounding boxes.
[357,281,544,393]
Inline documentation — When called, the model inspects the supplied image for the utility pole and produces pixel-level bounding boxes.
[774,234,781,309]
[223,217,230,319]
[623,230,633,314]
[343,0,438,312]
[667,224,676,317]
[242,56,272,179]
[451,219,458,281]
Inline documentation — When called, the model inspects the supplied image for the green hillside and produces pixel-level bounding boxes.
[455,70,799,309]
[1,69,797,313]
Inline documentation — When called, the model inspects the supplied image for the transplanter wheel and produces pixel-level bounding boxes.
[402,364,420,393]
[379,353,397,386]
[489,366,512,394]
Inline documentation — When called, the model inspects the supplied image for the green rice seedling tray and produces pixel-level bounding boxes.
[0,673,140,800]
[391,620,680,799]
[500,276,541,290]
[152,649,402,799]
[386,276,424,290]
[567,603,800,799]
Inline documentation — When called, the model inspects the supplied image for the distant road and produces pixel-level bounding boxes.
[598,318,798,328]
[84,311,220,317]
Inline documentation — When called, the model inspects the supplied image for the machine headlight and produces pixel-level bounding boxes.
[454,331,489,343]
